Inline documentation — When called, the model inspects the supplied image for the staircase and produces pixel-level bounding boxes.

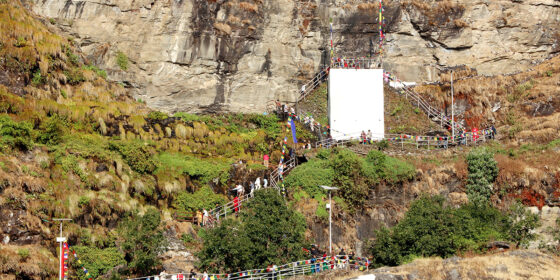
[388,78,464,131]
[207,157,298,226]
[297,67,329,102]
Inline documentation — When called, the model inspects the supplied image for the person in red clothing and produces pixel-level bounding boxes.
[472,127,479,142]
[233,196,240,216]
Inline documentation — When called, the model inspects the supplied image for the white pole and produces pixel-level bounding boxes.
[451,70,455,141]
[329,191,332,256]
[54,218,71,280]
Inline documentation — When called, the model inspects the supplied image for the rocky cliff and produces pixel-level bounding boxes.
[27,0,560,113]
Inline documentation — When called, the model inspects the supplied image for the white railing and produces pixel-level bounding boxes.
[297,67,329,102]
[310,130,495,152]
[330,58,379,69]
[387,77,464,132]
[206,157,297,226]
[127,255,369,280]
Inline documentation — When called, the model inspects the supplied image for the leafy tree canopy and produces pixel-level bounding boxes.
[198,189,308,273]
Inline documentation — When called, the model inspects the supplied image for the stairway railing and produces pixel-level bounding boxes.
[297,67,329,102]
[127,255,369,280]
[207,157,297,226]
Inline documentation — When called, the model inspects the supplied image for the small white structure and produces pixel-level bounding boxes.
[328,69,384,141]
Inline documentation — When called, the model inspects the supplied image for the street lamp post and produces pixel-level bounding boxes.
[53,218,71,280]
[451,70,455,141]
[320,185,339,256]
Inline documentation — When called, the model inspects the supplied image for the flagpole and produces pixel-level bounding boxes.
[54,218,72,280]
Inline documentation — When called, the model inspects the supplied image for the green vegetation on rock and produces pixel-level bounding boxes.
[198,189,308,273]
[368,196,540,267]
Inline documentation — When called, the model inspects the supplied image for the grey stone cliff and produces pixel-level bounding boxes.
[28,0,560,113]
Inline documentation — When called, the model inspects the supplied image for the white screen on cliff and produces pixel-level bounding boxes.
[328,69,384,141]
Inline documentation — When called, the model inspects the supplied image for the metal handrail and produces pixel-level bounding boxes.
[206,158,297,226]
[127,255,369,280]
[297,67,329,102]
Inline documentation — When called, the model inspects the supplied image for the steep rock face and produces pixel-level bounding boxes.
[28,0,560,113]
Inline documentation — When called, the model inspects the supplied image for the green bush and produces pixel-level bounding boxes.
[118,209,165,274]
[174,186,227,213]
[109,140,157,174]
[466,148,498,205]
[31,69,45,86]
[369,196,511,267]
[383,157,415,185]
[147,111,168,121]
[64,68,86,85]
[284,159,332,198]
[363,150,386,181]
[37,114,68,145]
[116,51,129,71]
[17,248,30,261]
[174,112,200,123]
[78,196,90,207]
[507,202,540,247]
[83,64,107,79]
[330,148,369,207]
[0,115,34,151]
[60,154,88,182]
[198,189,308,273]
[155,152,231,185]
[248,114,281,138]
[72,246,126,280]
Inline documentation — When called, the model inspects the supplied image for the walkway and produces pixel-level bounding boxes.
[127,255,369,280]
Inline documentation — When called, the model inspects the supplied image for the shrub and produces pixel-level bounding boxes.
[369,196,511,267]
[64,68,86,85]
[78,196,90,207]
[116,51,129,71]
[147,111,168,121]
[72,246,126,280]
[507,202,540,247]
[466,148,498,205]
[174,112,200,123]
[155,153,231,185]
[109,140,157,174]
[31,69,45,86]
[198,189,307,272]
[284,159,332,198]
[0,115,34,151]
[118,209,165,274]
[17,248,30,261]
[363,150,386,181]
[330,148,369,207]
[383,157,415,185]
[174,186,227,213]
[248,114,281,138]
[83,64,107,79]
[37,114,68,145]
[376,139,389,151]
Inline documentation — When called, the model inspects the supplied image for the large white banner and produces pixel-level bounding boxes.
[329,69,384,141]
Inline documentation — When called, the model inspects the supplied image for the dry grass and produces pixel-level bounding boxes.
[357,3,376,11]
[347,250,560,280]
[239,1,258,13]
[213,22,232,35]
[495,154,526,186]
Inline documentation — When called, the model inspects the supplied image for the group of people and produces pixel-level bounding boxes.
[227,177,269,215]
[359,130,374,144]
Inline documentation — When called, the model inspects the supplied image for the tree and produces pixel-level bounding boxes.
[118,209,166,274]
[198,189,308,273]
[368,196,513,267]
[466,148,498,205]
[507,202,540,247]
[329,148,369,207]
